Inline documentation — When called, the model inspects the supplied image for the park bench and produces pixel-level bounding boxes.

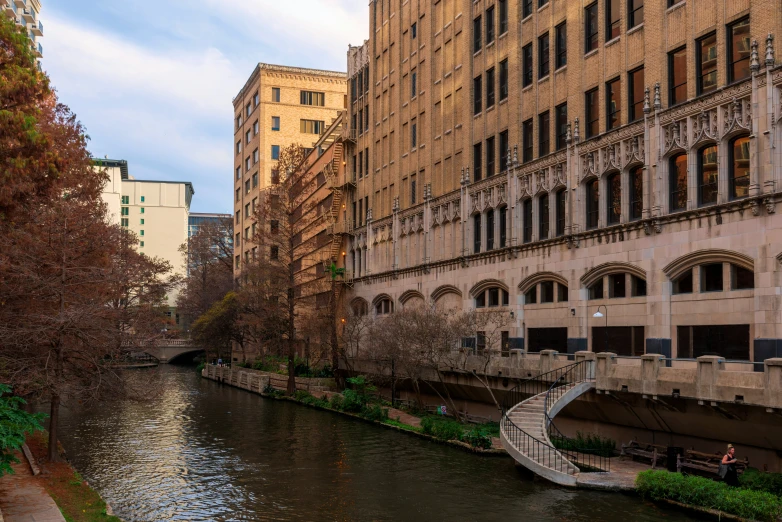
[620,440,668,468]
[677,449,749,476]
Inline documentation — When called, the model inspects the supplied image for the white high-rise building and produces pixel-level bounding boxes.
[2,0,43,67]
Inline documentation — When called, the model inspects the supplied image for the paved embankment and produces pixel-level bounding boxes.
[0,454,65,522]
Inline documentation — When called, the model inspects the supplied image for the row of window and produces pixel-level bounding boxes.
[350,65,370,102]
[353,148,371,181]
[473,59,509,115]
[672,263,754,294]
[521,23,566,87]
[473,207,509,253]
[235,91,260,130]
[352,104,370,135]
[120,218,145,227]
[120,196,145,204]
[586,274,647,300]
[472,131,510,182]
[473,0,509,53]
[120,207,145,216]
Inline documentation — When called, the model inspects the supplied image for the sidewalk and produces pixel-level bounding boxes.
[0,455,65,522]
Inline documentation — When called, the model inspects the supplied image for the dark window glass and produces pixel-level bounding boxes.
[523,199,533,243]
[631,276,647,296]
[476,291,486,308]
[629,0,643,28]
[499,0,508,34]
[539,111,550,156]
[585,88,599,138]
[607,78,620,129]
[473,143,482,181]
[677,325,750,360]
[673,269,693,294]
[539,33,550,78]
[486,67,495,107]
[728,18,751,83]
[522,44,533,87]
[473,16,482,52]
[669,153,687,211]
[411,179,416,204]
[592,326,645,356]
[588,279,604,299]
[411,122,417,147]
[499,130,509,172]
[539,194,550,239]
[697,33,718,95]
[473,214,482,253]
[488,287,499,307]
[556,189,566,236]
[486,136,495,177]
[411,71,417,98]
[502,290,509,306]
[585,3,598,53]
[473,75,482,114]
[701,263,723,292]
[539,0,548,7]
[556,103,568,150]
[606,0,620,41]
[556,23,567,69]
[609,273,626,298]
[628,66,645,122]
[731,265,754,290]
[528,328,568,353]
[523,0,532,18]
[607,172,621,224]
[499,59,509,101]
[698,145,718,206]
[630,167,643,220]
[540,281,555,303]
[486,209,495,250]
[411,22,417,39]
[522,119,533,162]
[499,206,507,247]
[557,283,568,302]
[669,47,687,105]
[486,6,495,44]
[586,178,599,228]
[730,136,750,200]
[525,286,537,304]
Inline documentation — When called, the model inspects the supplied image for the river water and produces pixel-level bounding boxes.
[57,366,691,522]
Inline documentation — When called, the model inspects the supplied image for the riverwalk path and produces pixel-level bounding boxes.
[0,456,65,522]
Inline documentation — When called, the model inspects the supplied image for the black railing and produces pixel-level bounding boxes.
[500,360,610,474]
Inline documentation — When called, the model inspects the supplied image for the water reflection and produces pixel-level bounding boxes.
[58,366,693,522]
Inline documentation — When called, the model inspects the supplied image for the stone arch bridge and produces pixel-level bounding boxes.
[126,340,204,364]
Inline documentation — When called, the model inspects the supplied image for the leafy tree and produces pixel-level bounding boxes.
[0,384,45,476]
[191,291,245,363]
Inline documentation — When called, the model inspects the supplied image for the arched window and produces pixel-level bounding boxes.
[586,179,599,229]
[607,172,621,224]
[730,136,750,200]
[555,189,566,236]
[669,153,688,212]
[375,298,394,315]
[475,287,509,308]
[539,194,550,239]
[351,299,369,316]
[630,167,643,220]
[523,199,533,243]
[698,145,718,206]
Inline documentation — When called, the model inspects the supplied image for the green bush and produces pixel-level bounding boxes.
[0,384,45,476]
[293,390,311,402]
[361,405,389,422]
[551,431,616,458]
[420,417,464,441]
[636,470,782,522]
[463,426,493,449]
[341,376,376,413]
[195,362,205,374]
[739,467,782,497]
[328,394,343,411]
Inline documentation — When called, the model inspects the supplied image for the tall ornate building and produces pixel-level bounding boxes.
[339,0,782,362]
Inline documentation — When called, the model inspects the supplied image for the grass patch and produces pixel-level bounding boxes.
[636,470,782,522]
[739,467,782,497]
[551,431,616,458]
[384,418,421,433]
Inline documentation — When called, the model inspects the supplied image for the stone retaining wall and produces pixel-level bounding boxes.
[202,364,334,394]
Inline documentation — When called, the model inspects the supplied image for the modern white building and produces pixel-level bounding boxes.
[2,0,43,67]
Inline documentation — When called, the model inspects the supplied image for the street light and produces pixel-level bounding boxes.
[593,305,608,353]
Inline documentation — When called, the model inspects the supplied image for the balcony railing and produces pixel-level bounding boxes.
[13,0,25,8]
[32,19,42,36]
[21,7,33,23]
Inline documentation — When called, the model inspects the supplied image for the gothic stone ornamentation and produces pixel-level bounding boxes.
[723,97,752,138]
[624,135,645,167]
[663,119,688,156]
[691,109,719,147]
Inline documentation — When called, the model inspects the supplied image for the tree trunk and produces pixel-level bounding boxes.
[286,233,296,395]
[48,393,60,462]
[330,277,344,388]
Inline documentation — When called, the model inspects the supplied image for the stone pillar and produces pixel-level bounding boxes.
[574,351,597,379]
[538,349,559,375]
[641,354,665,397]
[595,352,616,390]
[510,349,524,368]
[764,358,782,409]
[696,355,725,403]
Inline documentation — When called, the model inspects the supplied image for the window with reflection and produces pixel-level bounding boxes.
[730,136,750,200]
[669,153,687,212]
[606,0,620,40]
[697,33,718,95]
[698,145,718,206]
[586,179,599,229]
[486,209,495,250]
[607,172,621,224]
[628,67,644,122]
[539,194,550,239]
[669,47,687,106]
[607,78,620,130]
[585,88,599,139]
[728,18,750,83]
[523,199,533,243]
[630,167,643,220]
[628,0,643,28]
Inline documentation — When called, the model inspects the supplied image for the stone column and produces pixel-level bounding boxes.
[595,352,616,390]
[510,349,525,368]
[695,355,725,403]
[574,351,597,379]
[641,354,665,397]
[764,358,782,409]
[538,349,559,375]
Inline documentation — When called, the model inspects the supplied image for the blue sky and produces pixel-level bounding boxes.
[44,0,368,213]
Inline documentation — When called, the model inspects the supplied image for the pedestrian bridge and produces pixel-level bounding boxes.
[124,340,203,364]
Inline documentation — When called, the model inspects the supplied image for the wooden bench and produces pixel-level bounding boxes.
[620,440,668,468]
[677,449,749,476]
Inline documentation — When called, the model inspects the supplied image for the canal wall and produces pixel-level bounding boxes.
[202,365,335,394]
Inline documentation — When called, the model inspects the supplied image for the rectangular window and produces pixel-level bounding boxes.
[473,75,482,114]
[140,219,144,225]
[272,87,280,102]
[121,218,128,227]
[486,209,495,250]
[538,33,550,79]
[556,190,566,236]
[673,269,693,294]
[499,59,508,101]
[473,143,482,181]
[246,103,251,117]
[585,3,598,53]
[669,47,687,106]
[606,0,620,41]
[139,229,144,237]
[585,88,599,138]
[540,281,554,303]
[522,44,533,87]
[411,71,417,98]
[140,207,145,214]
[609,274,626,298]
[486,67,495,108]
[253,148,259,164]
[253,92,259,106]
[701,263,724,292]
[140,196,145,202]
[539,194,550,239]
[121,196,129,204]
[556,103,568,150]
[629,0,643,28]
[236,115,242,129]
[300,91,325,106]
[271,116,280,131]
[254,120,259,135]
[486,136,495,177]
[236,187,241,202]
[246,129,251,144]
[499,206,507,247]
[606,78,620,130]
[121,207,129,216]
[499,130,509,172]
[245,157,251,171]
[140,241,144,248]
[410,177,417,204]
[677,325,750,361]
[522,119,533,162]
[697,33,718,95]
[728,17,751,83]
[411,22,417,39]
[236,141,241,155]
[252,172,258,188]
[236,166,241,180]
[271,145,280,160]
[474,214,481,253]
[539,111,550,156]
[523,0,532,18]
[485,6,495,44]
[300,119,325,134]
[473,16,482,52]
[523,199,533,243]
[358,151,363,178]
[628,66,644,122]
[555,22,567,69]
[499,0,508,35]
[411,122,417,148]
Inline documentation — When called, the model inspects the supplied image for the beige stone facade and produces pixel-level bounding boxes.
[340,0,782,362]
[2,0,43,65]
[232,63,347,277]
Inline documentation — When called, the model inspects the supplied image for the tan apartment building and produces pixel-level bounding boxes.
[232,63,347,276]
[2,0,43,66]
[338,0,782,363]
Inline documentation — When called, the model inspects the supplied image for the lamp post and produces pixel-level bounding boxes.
[593,305,608,353]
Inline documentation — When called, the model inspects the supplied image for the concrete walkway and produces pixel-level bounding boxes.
[0,456,65,522]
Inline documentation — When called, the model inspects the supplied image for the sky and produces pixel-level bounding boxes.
[44,0,368,214]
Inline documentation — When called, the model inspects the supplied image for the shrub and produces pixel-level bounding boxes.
[294,390,312,402]
[262,383,278,395]
[328,394,343,411]
[361,405,389,422]
[0,384,45,476]
[551,431,616,458]
[463,427,493,449]
[341,389,365,413]
[636,470,782,522]
[196,362,205,374]
[340,376,376,413]
[739,467,782,497]
[420,417,464,441]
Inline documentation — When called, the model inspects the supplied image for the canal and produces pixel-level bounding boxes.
[58,365,692,521]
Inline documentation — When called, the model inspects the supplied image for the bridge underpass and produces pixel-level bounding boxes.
[139,341,204,364]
